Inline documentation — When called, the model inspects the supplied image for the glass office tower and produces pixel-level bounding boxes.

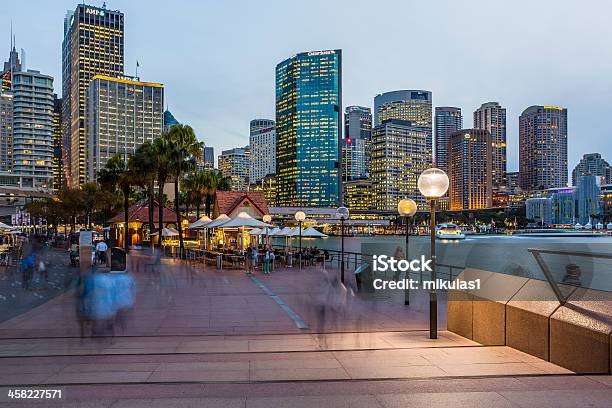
[434,106,462,173]
[62,4,124,187]
[275,50,341,207]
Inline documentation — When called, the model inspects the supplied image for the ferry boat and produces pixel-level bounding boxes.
[436,223,466,240]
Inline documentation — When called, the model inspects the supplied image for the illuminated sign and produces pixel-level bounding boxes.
[543,106,564,111]
[307,50,335,56]
[85,8,105,16]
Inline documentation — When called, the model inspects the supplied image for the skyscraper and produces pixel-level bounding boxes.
[163,110,179,132]
[370,119,431,210]
[250,119,275,134]
[12,70,54,189]
[249,119,276,183]
[343,106,371,180]
[373,90,432,128]
[219,147,250,191]
[196,146,214,171]
[63,4,124,187]
[86,75,164,182]
[344,106,372,140]
[474,102,507,190]
[275,50,341,207]
[519,106,568,191]
[434,107,462,172]
[448,129,493,210]
[572,153,612,186]
[1,40,21,92]
[0,92,13,172]
[52,95,64,190]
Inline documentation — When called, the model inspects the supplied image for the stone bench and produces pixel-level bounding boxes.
[448,268,528,345]
[549,288,612,373]
[506,280,576,360]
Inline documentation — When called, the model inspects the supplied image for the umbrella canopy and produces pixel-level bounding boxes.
[220,212,272,228]
[267,227,282,236]
[274,227,293,237]
[151,227,179,237]
[302,226,328,237]
[0,222,13,229]
[287,227,301,237]
[249,228,263,235]
[189,215,212,229]
[206,214,231,229]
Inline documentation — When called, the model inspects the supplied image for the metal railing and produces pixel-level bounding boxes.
[528,247,612,305]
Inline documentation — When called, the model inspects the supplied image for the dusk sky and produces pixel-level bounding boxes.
[4,0,610,174]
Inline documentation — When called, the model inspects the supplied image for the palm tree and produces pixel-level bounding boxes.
[152,134,172,249]
[183,171,208,219]
[132,142,158,247]
[203,170,232,217]
[167,124,203,257]
[98,154,139,252]
[58,188,86,233]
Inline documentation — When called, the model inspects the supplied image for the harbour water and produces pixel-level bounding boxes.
[272,234,612,292]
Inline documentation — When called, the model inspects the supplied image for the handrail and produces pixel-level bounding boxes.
[528,248,612,260]
[526,247,610,305]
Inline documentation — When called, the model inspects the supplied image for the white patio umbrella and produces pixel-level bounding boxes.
[267,227,282,236]
[0,222,13,229]
[219,212,272,250]
[206,214,231,229]
[151,227,179,237]
[249,228,263,235]
[188,215,212,229]
[302,226,328,238]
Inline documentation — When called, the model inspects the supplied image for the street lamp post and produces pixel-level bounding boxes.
[263,214,272,247]
[417,167,449,340]
[336,207,350,284]
[294,211,306,270]
[398,199,418,306]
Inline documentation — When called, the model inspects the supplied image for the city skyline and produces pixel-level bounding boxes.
[3,0,612,178]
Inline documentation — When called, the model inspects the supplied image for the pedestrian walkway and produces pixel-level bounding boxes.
[0,254,606,407]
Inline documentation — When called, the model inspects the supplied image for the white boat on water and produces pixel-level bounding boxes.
[436,223,466,240]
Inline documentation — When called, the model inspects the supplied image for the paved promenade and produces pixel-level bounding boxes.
[0,254,609,407]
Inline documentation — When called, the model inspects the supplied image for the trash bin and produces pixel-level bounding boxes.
[217,254,223,270]
[287,252,293,268]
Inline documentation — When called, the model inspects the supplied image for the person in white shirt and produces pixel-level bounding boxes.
[95,240,109,266]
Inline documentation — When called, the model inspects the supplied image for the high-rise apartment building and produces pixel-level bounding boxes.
[12,70,54,189]
[572,153,612,186]
[519,106,568,191]
[219,146,250,191]
[63,4,124,187]
[52,96,64,190]
[373,90,432,129]
[434,107,462,172]
[86,75,164,182]
[474,102,506,190]
[0,92,13,172]
[448,129,493,210]
[370,119,431,210]
[344,106,371,179]
[249,119,276,183]
[275,50,341,207]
